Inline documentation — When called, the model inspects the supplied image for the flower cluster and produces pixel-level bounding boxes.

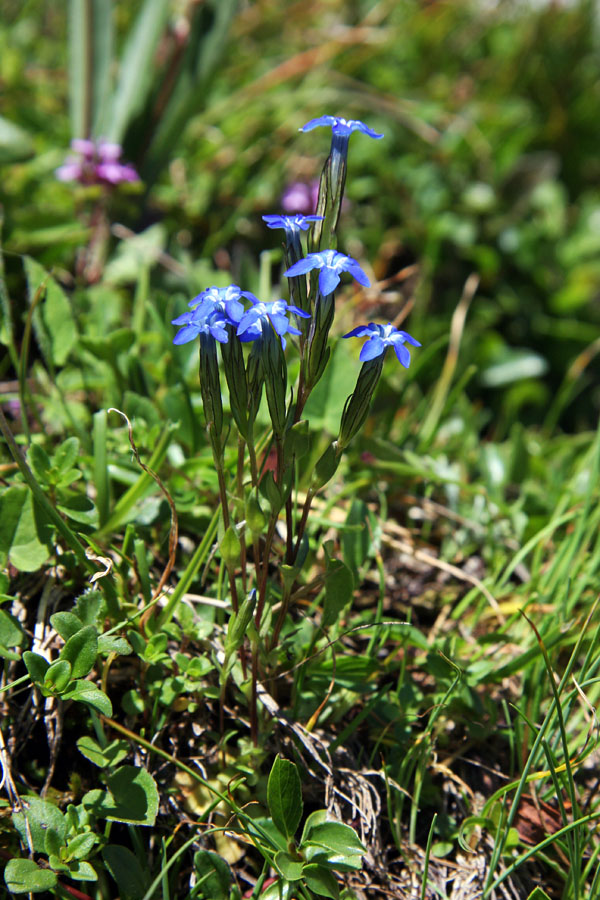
[172,285,308,350]
[56,139,139,186]
[173,116,420,390]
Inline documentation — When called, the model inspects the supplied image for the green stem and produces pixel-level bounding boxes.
[97,424,172,537]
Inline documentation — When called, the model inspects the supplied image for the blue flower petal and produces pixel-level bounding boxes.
[285,257,316,277]
[345,264,370,287]
[359,337,385,361]
[300,116,337,132]
[171,311,193,325]
[396,331,422,347]
[318,267,341,295]
[225,298,245,323]
[393,342,411,367]
[286,304,311,319]
[269,313,290,335]
[343,325,374,339]
[173,324,200,345]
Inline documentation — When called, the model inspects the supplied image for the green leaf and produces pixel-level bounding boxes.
[303,822,366,857]
[102,845,149,899]
[323,557,354,627]
[220,525,241,568]
[302,863,340,899]
[56,493,99,527]
[267,756,303,839]
[77,736,129,769]
[45,826,63,858]
[62,679,113,716]
[0,486,52,572]
[274,851,304,881]
[526,890,552,900]
[83,766,159,825]
[60,625,98,678]
[193,850,233,900]
[342,500,373,580]
[44,659,73,694]
[27,443,52,483]
[97,634,133,656]
[0,608,25,658]
[257,880,293,900]
[72,590,103,627]
[4,858,58,894]
[65,831,97,861]
[66,860,98,881]
[301,809,328,843]
[302,822,366,872]
[13,795,66,853]
[23,651,50,685]
[52,437,80,476]
[51,611,85,641]
[24,256,77,366]
[107,0,170,143]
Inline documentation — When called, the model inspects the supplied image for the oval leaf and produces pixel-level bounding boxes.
[267,756,303,839]
[4,858,58,894]
[60,625,98,678]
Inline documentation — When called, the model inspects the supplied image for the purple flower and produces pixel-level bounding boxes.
[281,180,320,215]
[237,299,310,350]
[343,322,421,367]
[262,214,323,234]
[56,138,139,186]
[284,249,370,296]
[300,116,383,140]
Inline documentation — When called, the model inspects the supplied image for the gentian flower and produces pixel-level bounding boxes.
[343,322,421,367]
[262,214,323,234]
[188,285,257,326]
[300,116,384,140]
[237,299,310,350]
[171,309,229,345]
[56,138,139,186]
[284,249,370,296]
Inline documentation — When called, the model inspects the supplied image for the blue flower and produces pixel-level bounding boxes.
[171,309,230,345]
[300,116,383,140]
[172,284,258,345]
[188,285,258,326]
[343,322,421,367]
[237,299,310,350]
[284,250,370,296]
[262,214,324,234]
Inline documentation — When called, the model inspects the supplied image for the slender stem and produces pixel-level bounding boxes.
[292,488,315,565]
[246,423,259,487]
[250,642,259,746]
[254,515,277,629]
[237,437,247,593]
[269,582,291,652]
